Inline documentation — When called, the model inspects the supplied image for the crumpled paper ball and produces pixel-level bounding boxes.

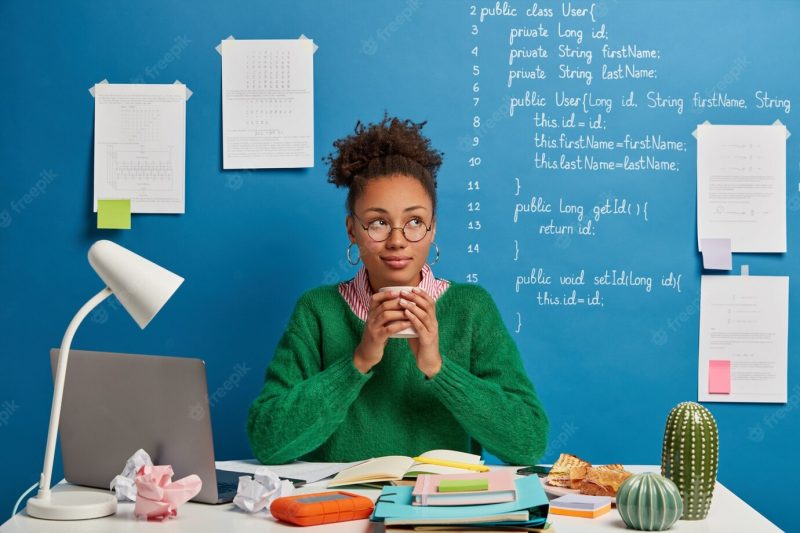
[110,448,153,501]
[133,464,202,520]
[233,467,294,514]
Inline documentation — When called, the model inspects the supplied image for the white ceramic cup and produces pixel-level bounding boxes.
[379,286,419,338]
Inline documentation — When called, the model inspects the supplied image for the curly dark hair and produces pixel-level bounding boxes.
[324,113,444,214]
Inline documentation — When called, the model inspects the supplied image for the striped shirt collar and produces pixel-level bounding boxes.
[338,264,450,322]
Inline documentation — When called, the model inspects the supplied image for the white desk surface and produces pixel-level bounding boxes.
[1,465,781,533]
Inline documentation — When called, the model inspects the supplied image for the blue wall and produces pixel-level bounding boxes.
[0,1,796,530]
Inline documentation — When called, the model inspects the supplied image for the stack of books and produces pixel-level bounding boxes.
[370,468,550,530]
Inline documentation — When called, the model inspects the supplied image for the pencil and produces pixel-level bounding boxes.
[411,457,490,472]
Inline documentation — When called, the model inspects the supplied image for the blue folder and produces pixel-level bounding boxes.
[371,475,549,526]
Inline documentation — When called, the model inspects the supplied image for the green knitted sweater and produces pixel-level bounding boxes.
[247,283,549,466]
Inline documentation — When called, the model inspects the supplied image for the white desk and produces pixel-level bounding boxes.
[1,466,781,533]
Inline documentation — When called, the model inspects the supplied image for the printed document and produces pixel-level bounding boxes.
[698,275,788,403]
[93,83,186,213]
[221,39,314,169]
[696,124,786,252]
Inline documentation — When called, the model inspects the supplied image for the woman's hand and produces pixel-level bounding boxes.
[401,288,442,378]
[353,290,412,373]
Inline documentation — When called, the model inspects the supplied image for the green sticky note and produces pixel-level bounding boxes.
[437,478,489,492]
[97,200,131,230]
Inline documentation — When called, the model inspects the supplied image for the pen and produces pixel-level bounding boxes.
[412,457,490,472]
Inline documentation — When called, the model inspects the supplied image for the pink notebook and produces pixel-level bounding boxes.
[412,469,517,506]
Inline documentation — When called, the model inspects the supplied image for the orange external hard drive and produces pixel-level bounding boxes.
[269,491,375,526]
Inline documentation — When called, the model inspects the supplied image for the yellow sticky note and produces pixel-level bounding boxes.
[97,199,131,230]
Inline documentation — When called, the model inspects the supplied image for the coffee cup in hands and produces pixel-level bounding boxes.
[379,286,419,338]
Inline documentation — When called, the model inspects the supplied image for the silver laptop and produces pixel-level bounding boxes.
[50,349,240,504]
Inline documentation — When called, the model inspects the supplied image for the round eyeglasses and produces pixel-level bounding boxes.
[352,214,432,243]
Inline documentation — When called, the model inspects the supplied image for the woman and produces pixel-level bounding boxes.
[247,115,548,466]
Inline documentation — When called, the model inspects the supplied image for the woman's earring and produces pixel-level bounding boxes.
[346,243,361,265]
[429,242,440,265]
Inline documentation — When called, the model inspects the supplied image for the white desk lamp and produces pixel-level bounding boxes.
[26,240,184,520]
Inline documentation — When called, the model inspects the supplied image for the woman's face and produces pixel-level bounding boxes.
[346,174,436,291]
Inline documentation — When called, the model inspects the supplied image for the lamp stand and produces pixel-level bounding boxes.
[26,287,118,520]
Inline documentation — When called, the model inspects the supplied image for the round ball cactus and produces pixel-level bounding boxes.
[617,472,683,531]
[661,401,718,520]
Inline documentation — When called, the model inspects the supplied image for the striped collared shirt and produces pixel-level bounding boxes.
[338,264,451,321]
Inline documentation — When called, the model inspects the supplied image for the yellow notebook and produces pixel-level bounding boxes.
[328,450,485,487]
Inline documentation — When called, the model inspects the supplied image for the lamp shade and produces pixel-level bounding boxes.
[88,240,184,329]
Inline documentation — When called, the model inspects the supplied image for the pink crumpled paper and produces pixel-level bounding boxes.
[133,465,202,520]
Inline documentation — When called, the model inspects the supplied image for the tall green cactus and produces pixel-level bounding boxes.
[661,401,719,520]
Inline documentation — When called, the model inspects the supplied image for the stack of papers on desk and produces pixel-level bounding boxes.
[372,475,549,528]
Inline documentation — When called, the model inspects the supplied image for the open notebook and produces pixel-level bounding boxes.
[328,450,484,487]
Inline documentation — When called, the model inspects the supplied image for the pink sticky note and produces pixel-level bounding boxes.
[709,360,731,394]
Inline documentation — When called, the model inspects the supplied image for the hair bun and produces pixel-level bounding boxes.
[325,113,443,188]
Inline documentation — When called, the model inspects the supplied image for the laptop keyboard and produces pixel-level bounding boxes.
[217,480,238,494]
[214,469,242,502]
